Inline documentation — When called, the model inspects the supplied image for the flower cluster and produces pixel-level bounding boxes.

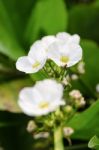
[16,32,82,73]
[16,32,83,116]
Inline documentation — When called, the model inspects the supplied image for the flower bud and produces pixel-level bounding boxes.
[27,120,37,133]
[63,127,74,137]
[64,105,73,114]
[75,97,86,108]
[34,132,49,139]
[69,90,82,99]
[71,74,78,80]
[77,61,85,74]
[62,77,68,86]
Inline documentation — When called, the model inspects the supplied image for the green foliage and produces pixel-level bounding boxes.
[25,0,68,44]
[88,136,99,149]
[0,0,99,149]
[71,40,99,98]
[0,78,33,113]
[67,100,99,140]
[68,3,99,44]
[0,0,25,60]
[2,0,35,42]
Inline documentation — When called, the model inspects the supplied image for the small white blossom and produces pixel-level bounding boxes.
[18,79,65,116]
[48,32,82,67]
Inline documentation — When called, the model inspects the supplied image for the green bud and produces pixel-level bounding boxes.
[64,105,73,114]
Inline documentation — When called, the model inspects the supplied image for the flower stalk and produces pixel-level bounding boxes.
[54,126,64,150]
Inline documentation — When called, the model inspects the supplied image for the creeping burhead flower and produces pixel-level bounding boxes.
[16,36,56,73]
[18,79,65,116]
[48,32,82,67]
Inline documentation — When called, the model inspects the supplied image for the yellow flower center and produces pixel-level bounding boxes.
[60,56,69,63]
[32,61,40,68]
[39,101,49,109]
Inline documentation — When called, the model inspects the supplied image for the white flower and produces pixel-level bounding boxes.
[48,32,82,67]
[18,79,65,116]
[16,36,56,73]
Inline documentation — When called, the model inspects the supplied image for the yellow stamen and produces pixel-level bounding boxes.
[60,56,69,63]
[39,101,49,109]
[32,61,40,68]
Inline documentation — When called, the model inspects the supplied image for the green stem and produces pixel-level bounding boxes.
[54,126,64,150]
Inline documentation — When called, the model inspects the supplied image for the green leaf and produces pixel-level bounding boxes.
[68,4,99,44]
[71,40,99,98]
[25,0,68,44]
[2,0,35,43]
[67,100,99,140]
[0,0,25,60]
[0,24,25,60]
[0,78,33,113]
[81,40,99,88]
[88,136,99,149]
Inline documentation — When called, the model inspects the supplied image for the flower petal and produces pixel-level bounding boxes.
[41,35,56,49]
[35,79,63,101]
[16,56,46,73]
[66,44,82,67]
[56,32,80,44]
[16,56,34,73]
[69,34,80,44]
[48,40,82,67]
[56,32,70,41]
[28,40,47,63]
[48,41,68,66]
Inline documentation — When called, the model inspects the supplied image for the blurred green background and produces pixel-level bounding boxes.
[0,0,99,149]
